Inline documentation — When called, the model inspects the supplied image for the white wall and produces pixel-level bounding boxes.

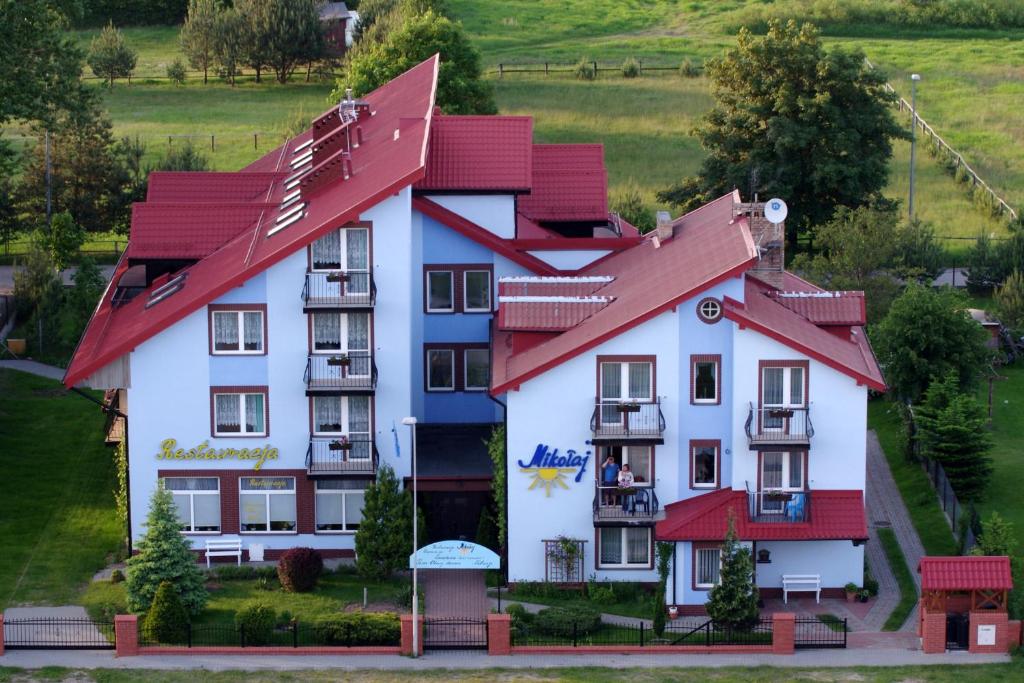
[754,540,864,591]
[426,194,516,239]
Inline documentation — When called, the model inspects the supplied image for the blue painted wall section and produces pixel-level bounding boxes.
[208,272,270,386]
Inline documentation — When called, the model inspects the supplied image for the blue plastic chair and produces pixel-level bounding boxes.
[786,492,806,521]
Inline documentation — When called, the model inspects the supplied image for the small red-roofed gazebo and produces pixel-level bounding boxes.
[917,556,1018,654]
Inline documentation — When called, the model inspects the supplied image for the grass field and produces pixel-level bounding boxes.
[0,370,122,608]
[976,363,1024,554]
[877,527,917,632]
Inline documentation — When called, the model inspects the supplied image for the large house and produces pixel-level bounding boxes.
[64,56,884,610]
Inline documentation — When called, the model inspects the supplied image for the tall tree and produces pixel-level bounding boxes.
[995,270,1024,335]
[86,21,137,87]
[59,255,104,347]
[180,0,219,85]
[657,20,906,249]
[260,0,324,84]
[873,284,991,402]
[705,513,759,629]
[213,5,245,86]
[338,9,496,115]
[354,464,415,581]
[236,0,271,83]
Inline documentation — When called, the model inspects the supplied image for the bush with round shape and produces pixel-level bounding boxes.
[574,57,596,81]
[234,601,276,646]
[533,605,601,637]
[143,581,189,645]
[277,547,324,592]
[110,569,125,584]
[621,57,641,78]
[166,58,187,85]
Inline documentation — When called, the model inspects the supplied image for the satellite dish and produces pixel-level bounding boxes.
[764,198,788,224]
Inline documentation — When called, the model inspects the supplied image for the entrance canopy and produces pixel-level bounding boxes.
[410,540,500,569]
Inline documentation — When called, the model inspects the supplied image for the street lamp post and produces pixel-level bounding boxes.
[401,416,419,657]
[909,73,922,221]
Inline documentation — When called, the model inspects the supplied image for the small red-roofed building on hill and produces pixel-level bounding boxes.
[65,57,885,612]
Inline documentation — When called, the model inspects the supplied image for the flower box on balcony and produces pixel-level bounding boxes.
[329,439,352,451]
[327,356,351,367]
[325,272,350,283]
[763,491,792,503]
[617,486,637,497]
[616,403,642,413]
[768,409,794,419]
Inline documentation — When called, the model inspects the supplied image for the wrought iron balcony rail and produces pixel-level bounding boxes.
[592,483,660,522]
[302,271,376,308]
[304,352,377,393]
[590,399,666,441]
[744,403,813,446]
[306,437,378,475]
[747,489,811,523]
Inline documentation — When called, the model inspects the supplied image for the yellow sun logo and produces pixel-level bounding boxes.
[522,466,577,497]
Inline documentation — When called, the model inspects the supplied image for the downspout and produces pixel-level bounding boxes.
[70,387,132,557]
[672,542,678,606]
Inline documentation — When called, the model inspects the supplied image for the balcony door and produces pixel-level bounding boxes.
[599,446,653,486]
[312,395,372,462]
[759,451,804,514]
[311,227,370,295]
[599,360,652,426]
[312,312,371,379]
[761,365,805,433]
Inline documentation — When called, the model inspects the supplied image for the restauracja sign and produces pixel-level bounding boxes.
[156,438,279,471]
[518,444,590,497]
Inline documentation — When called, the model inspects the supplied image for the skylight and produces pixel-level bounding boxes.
[144,273,188,309]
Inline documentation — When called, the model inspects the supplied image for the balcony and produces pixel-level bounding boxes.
[590,399,665,444]
[744,404,813,448]
[306,437,378,476]
[304,352,377,394]
[302,271,376,310]
[747,489,810,523]
[592,484,660,525]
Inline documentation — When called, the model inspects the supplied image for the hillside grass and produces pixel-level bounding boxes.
[976,363,1024,555]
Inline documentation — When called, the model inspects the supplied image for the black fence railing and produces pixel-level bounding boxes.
[423,617,488,650]
[304,352,377,392]
[794,617,848,649]
[923,456,980,550]
[745,404,814,445]
[302,271,376,308]
[590,399,666,440]
[306,437,378,475]
[593,484,660,522]
[3,618,116,650]
[510,618,773,647]
[747,490,811,523]
[139,620,400,648]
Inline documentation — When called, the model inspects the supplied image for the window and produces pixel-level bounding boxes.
[761,362,807,431]
[691,354,720,404]
[697,297,722,323]
[311,312,370,353]
[426,271,454,312]
[311,227,369,273]
[761,451,805,491]
[598,356,654,425]
[694,547,721,588]
[464,270,491,312]
[164,477,220,533]
[239,477,296,533]
[209,306,266,355]
[213,390,267,437]
[690,441,720,489]
[426,349,455,391]
[464,348,490,391]
[598,446,653,485]
[315,480,365,532]
[312,395,370,436]
[598,527,651,568]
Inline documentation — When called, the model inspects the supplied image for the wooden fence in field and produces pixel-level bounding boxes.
[487,60,695,78]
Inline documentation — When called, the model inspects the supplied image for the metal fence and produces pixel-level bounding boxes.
[922,456,979,550]
[423,617,488,650]
[794,617,848,649]
[488,61,691,78]
[3,618,116,650]
[139,620,400,648]
[511,617,774,647]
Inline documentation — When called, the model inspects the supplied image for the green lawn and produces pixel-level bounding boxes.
[976,364,1024,555]
[877,527,918,632]
[502,589,654,620]
[0,370,123,608]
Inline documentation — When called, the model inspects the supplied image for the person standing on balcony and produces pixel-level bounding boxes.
[618,463,635,513]
[601,455,619,505]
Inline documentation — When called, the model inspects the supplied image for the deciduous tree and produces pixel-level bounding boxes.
[180,0,219,85]
[86,22,137,87]
[657,20,906,249]
[213,5,246,86]
[38,211,84,272]
[971,512,1016,557]
[995,270,1024,335]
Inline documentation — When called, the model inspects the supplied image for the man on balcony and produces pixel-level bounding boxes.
[602,454,619,505]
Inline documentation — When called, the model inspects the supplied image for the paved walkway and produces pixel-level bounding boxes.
[423,570,488,620]
[0,359,65,380]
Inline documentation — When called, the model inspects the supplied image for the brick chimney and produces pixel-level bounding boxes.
[734,200,784,289]
[655,211,673,241]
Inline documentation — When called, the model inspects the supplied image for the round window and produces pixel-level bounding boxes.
[697,297,722,324]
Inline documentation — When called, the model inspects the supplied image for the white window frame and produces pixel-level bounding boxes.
[692,359,718,404]
[426,270,455,312]
[311,395,371,437]
[211,310,264,355]
[311,312,370,355]
[695,547,722,588]
[163,477,221,534]
[314,482,366,533]
[600,446,653,487]
[691,444,719,489]
[463,270,491,313]
[238,476,296,534]
[310,227,370,273]
[464,348,490,391]
[761,365,806,409]
[213,392,267,437]
[597,527,651,569]
[426,348,455,392]
[599,361,654,402]
[760,451,805,493]
[698,299,722,321]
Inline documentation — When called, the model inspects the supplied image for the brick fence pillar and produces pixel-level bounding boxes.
[921,607,946,654]
[400,614,424,656]
[969,610,1009,654]
[772,612,794,655]
[1008,620,1022,651]
[487,613,511,656]
[114,614,139,657]
[0,613,5,656]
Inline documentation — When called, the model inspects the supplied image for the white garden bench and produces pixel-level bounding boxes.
[204,538,243,568]
[782,574,821,604]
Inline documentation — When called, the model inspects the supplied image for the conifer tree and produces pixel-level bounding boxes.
[126,484,208,615]
[86,22,137,87]
[995,270,1024,335]
[213,6,246,86]
[971,512,1016,557]
[705,512,759,630]
[355,464,415,581]
[180,0,219,84]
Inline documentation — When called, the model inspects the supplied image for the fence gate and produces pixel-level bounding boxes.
[3,618,116,650]
[423,617,488,650]
[793,617,847,649]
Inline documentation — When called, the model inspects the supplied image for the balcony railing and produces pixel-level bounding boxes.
[747,489,811,523]
[744,404,813,447]
[304,352,377,393]
[306,437,378,475]
[590,399,666,442]
[592,484,660,524]
[302,271,376,309]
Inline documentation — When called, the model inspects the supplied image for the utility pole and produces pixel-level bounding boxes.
[908,74,922,221]
[45,130,52,230]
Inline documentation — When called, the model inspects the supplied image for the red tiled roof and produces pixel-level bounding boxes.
[146,172,281,203]
[65,55,441,388]
[919,556,1013,591]
[127,203,269,259]
[414,115,532,192]
[770,291,866,326]
[498,299,613,332]
[655,489,869,542]
[518,144,608,223]
[491,192,759,394]
[498,279,611,298]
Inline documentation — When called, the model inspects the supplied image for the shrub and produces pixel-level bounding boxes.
[679,57,702,78]
[110,569,125,584]
[315,612,401,646]
[510,580,578,600]
[234,601,276,646]
[277,547,324,592]
[166,58,187,85]
[143,581,189,645]
[574,57,596,81]
[587,585,615,605]
[621,57,641,78]
[214,565,278,582]
[277,610,295,627]
[652,588,666,637]
[504,602,531,623]
[533,605,601,637]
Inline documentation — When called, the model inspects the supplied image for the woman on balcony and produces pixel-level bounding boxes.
[618,463,635,513]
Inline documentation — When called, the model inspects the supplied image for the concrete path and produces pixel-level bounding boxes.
[0,359,65,380]
[864,429,927,632]
[0,265,116,295]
